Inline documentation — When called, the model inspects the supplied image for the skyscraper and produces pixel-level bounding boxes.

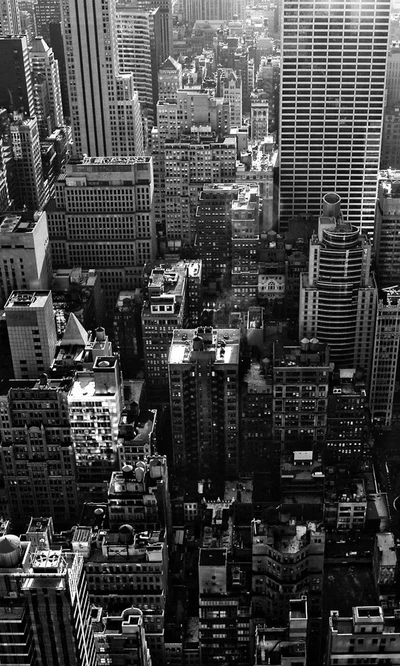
[279,0,390,233]
[168,327,240,478]
[29,37,64,140]
[0,0,20,37]
[299,193,377,385]
[116,1,161,133]
[4,290,57,379]
[0,36,34,116]
[47,156,156,312]
[61,0,143,157]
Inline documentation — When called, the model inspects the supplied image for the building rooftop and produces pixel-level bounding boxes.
[0,211,44,234]
[376,532,397,566]
[169,327,240,366]
[199,548,227,567]
[5,290,51,309]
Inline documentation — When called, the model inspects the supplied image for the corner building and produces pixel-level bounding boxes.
[279,0,390,234]
[169,327,240,479]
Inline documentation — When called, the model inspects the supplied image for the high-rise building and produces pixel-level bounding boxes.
[0,35,34,116]
[116,1,161,133]
[33,0,61,44]
[163,137,236,247]
[231,183,260,304]
[385,42,400,108]
[82,526,168,664]
[326,368,368,462]
[375,169,400,287]
[158,56,182,102]
[22,547,97,666]
[195,184,242,290]
[4,290,57,379]
[272,339,331,455]
[381,105,400,170]
[47,157,156,312]
[0,0,20,36]
[142,262,188,403]
[169,327,240,478]
[138,0,172,63]
[29,37,64,140]
[299,193,377,386]
[0,138,10,212]
[113,290,143,378]
[61,0,143,157]
[279,0,390,233]
[0,211,52,307]
[0,375,79,527]
[370,287,400,427]
[10,117,46,210]
[182,0,247,25]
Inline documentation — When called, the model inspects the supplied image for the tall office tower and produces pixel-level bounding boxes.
[195,184,240,291]
[0,0,19,36]
[33,0,61,44]
[279,0,390,233]
[299,193,377,385]
[18,2,36,45]
[0,211,52,307]
[138,0,172,62]
[23,548,96,666]
[381,105,400,169]
[142,263,188,403]
[327,606,400,666]
[241,359,274,475]
[272,340,331,455]
[370,288,400,427]
[47,157,156,312]
[375,170,400,286]
[116,1,161,134]
[187,259,202,327]
[0,139,10,211]
[0,375,79,527]
[82,527,168,664]
[94,607,152,666]
[61,0,143,157]
[49,22,70,118]
[385,43,400,108]
[182,0,247,24]
[29,37,64,140]
[231,184,260,304]
[113,290,143,378]
[326,369,368,463]
[10,117,46,210]
[252,516,325,624]
[68,352,124,502]
[218,69,242,127]
[169,327,240,478]
[163,137,236,248]
[158,56,182,102]
[4,290,57,379]
[0,36,34,116]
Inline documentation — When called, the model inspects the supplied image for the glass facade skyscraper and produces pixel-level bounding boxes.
[279,0,390,234]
